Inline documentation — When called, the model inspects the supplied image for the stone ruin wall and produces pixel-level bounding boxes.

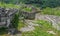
[0,8,18,27]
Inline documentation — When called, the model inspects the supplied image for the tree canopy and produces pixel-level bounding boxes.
[0,0,60,8]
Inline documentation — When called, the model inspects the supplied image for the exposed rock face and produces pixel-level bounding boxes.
[20,20,39,32]
[35,13,60,30]
[20,11,36,20]
[20,25,35,32]
[0,7,18,27]
[19,6,41,20]
[47,31,56,35]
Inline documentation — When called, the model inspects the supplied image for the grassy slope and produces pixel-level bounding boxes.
[18,20,27,30]
[22,20,60,36]
[0,2,60,36]
[0,2,20,8]
[41,7,60,16]
[0,2,32,12]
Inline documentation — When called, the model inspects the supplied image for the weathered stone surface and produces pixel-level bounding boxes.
[47,31,56,35]
[35,13,60,30]
[20,20,39,32]
[20,11,36,20]
[20,25,35,32]
[0,7,18,27]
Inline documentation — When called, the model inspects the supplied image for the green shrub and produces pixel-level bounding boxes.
[11,13,19,29]
[22,7,32,12]
[0,2,20,8]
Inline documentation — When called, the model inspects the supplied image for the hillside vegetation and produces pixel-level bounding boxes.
[41,7,60,16]
[0,0,60,36]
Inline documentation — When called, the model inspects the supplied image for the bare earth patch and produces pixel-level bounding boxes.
[20,25,35,32]
[47,31,56,35]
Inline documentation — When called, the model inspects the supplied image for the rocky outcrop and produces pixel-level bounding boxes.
[0,7,18,27]
[20,11,37,20]
[20,20,39,32]
[35,13,60,30]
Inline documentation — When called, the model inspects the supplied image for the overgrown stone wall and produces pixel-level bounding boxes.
[0,7,18,27]
[20,11,37,20]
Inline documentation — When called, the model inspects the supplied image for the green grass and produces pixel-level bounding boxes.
[22,20,60,36]
[18,20,27,30]
[22,27,54,36]
[0,2,20,9]
[34,20,52,29]
[0,2,32,12]
[41,7,60,16]
[22,7,32,12]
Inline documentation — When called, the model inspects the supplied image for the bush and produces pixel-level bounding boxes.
[11,13,19,29]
